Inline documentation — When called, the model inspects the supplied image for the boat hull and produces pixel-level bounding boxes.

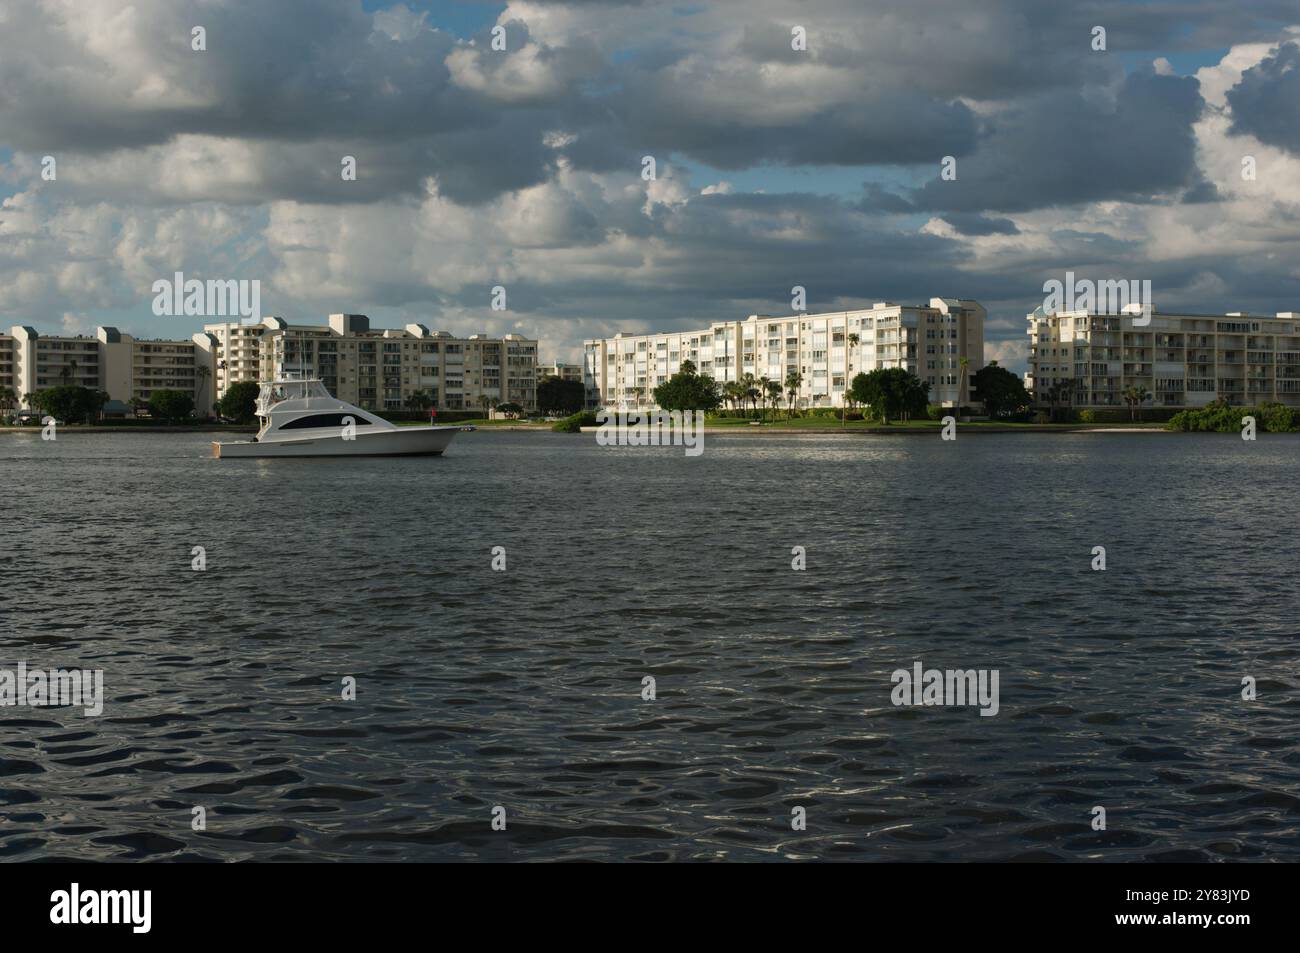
[214,426,466,458]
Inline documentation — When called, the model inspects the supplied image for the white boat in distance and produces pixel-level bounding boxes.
[213,375,471,458]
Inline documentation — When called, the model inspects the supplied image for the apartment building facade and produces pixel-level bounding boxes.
[583,298,985,411]
[205,314,539,413]
[0,332,14,402]
[4,325,213,409]
[1026,309,1300,409]
[536,361,584,383]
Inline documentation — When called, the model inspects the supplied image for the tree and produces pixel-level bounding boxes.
[972,362,1030,418]
[848,368,929,424]
[741,372,759,417]
[956,355,970,414]
[784,371,802,418]
[496,401,523,418]
[0,386,16,415]
[722,381,743,416]
[765,379,783,420]
[652,361,721,412]
[194,365,212,416]
[1123,384,1151,422]
[148,389,195,423]
[1039,380,1071,422]
[537,375,586,416]
[217,381,260,423]
[757,375,773,421]
[406,389,433,411]
[29,385,103,424]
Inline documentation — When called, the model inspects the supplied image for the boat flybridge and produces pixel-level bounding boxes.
[213,375,471,458]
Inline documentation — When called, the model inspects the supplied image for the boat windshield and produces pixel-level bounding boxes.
[255,379,331,416]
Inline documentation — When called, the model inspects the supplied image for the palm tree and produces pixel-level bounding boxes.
[765,380,783,422]
[0,386,15,417]
[757,375,773,421]
[194,365,212,416]
[1040,381,1070,422]
[1123,384,1150,422]
[60,357,77,385]
[956,355,970,417]
[842,387,857,426]
[784,371,802,418]
[1054,381,1073,421]
[740,372,758,418]
[723,381,743,417]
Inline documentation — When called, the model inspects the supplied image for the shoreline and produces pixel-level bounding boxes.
[0,425,258,434]
[0,424,1264,437]
[580,424,1173,435]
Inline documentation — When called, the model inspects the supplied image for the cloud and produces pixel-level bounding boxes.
[1226,40,1300,153]
[899,70,1209,214]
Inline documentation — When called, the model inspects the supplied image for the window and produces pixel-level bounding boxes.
[280,413,374,430]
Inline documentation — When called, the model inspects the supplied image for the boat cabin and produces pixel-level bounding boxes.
[255,378,332,417]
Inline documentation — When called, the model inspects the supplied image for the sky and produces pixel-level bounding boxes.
[2,1,1300,372]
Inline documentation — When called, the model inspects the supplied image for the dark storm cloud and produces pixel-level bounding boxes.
[1072,0,1300,50]
[940,213,1020,236]
[0,1,477,151]
[895,70,1207,213]
[603,82,978,169]
[0,0,1265,211]
[438,188,977,318]
[1225,41,1300,154]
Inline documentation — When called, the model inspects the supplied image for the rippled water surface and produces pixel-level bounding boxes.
[1,429,1298,862]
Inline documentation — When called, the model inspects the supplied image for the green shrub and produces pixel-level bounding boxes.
[1254,401,1300,432]
[1166,400,1300,433]
[552,410,598,433]
[926,404,946,420]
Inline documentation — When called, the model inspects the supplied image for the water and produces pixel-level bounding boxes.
[1,430,1298,862]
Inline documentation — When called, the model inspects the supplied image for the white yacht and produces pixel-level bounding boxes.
[213,376,471,458]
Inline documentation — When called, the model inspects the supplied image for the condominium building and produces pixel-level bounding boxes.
[1026,309,1300,409]
[204,320,264,398]
[204,314,539,412]
[5,325,214,409]
[583,298,985,411]
[536,361,584,383]
[0,332,15,400]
